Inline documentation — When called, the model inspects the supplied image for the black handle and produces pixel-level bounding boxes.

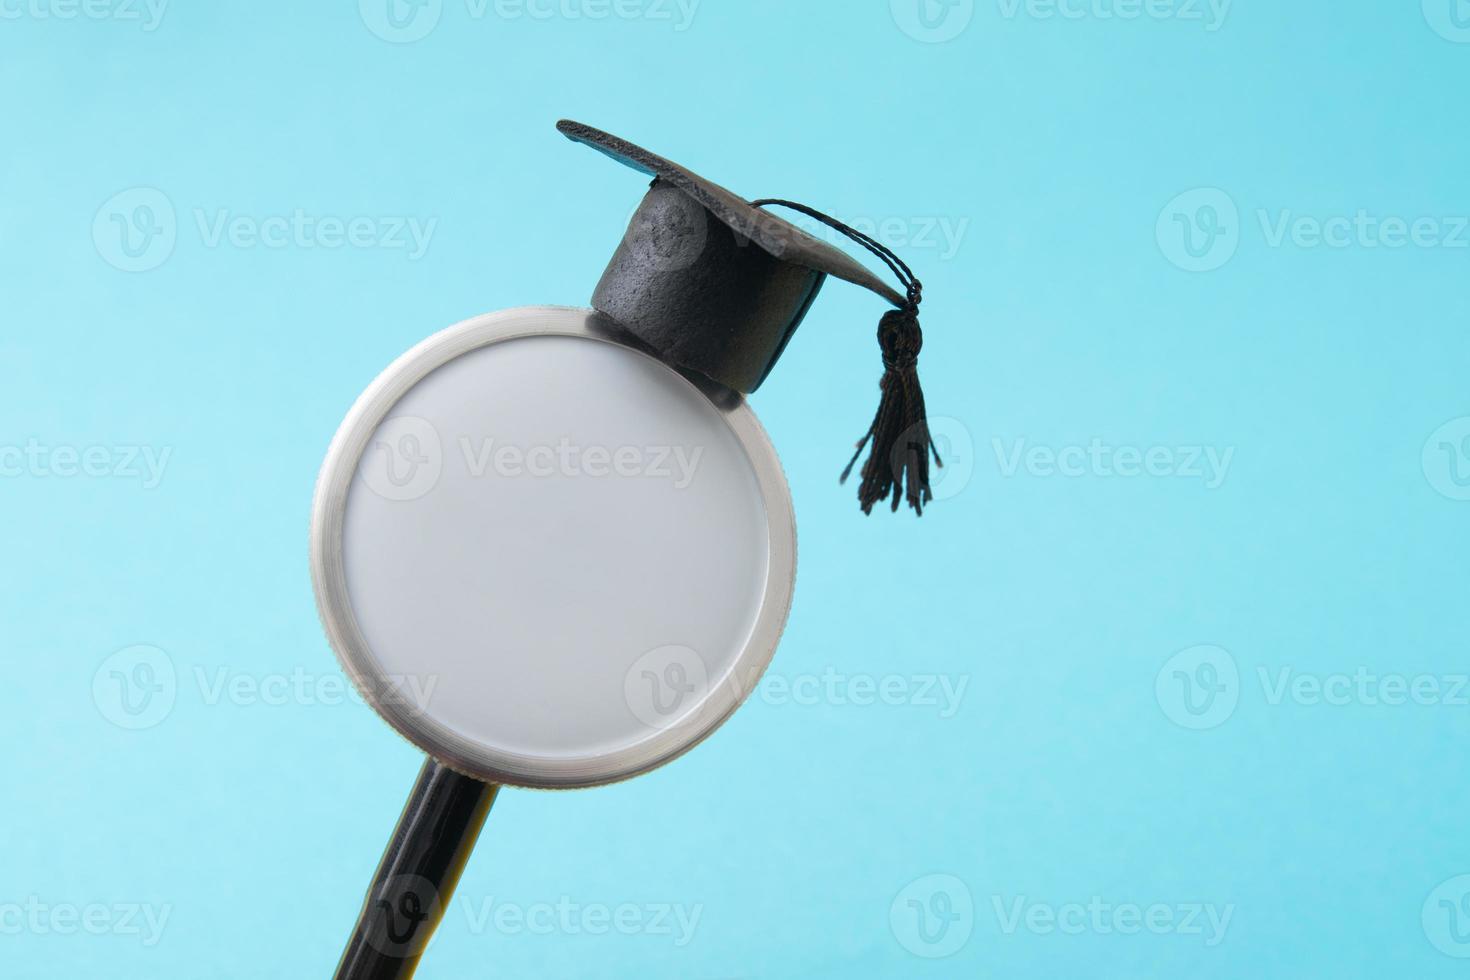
[333,759,499,980]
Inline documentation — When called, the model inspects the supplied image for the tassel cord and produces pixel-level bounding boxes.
[750,198,923,311]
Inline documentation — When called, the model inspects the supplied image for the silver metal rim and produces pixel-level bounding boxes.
[309,306,797,789]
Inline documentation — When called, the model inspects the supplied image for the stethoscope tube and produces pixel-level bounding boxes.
[333,760,499,980]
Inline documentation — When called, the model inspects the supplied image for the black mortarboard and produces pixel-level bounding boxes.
[557,119,943,516]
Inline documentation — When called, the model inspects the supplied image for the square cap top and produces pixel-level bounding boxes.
[558,119,906,308]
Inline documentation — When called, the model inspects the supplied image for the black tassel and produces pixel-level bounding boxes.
[841,302,942,515]
[749,198,942,516]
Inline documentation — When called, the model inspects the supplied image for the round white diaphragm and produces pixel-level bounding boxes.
[310,307,795,788]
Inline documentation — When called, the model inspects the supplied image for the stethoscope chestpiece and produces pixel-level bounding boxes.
[311,306,795,791]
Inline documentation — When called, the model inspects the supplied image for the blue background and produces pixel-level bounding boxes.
[3,1,1469,976]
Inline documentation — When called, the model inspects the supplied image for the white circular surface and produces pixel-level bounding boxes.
[310,308,795,788]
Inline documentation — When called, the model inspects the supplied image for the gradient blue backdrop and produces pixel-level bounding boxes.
[3,1,1469,977]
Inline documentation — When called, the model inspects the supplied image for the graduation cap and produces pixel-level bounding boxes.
[557,119,943,516]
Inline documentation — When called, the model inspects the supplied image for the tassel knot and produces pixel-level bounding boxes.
[879,306,923,369]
